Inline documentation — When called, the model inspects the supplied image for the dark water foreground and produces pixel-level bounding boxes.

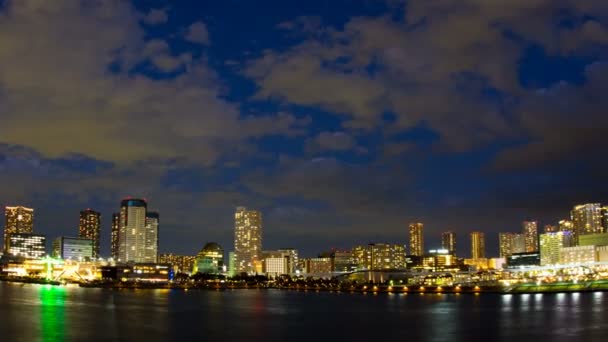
[1,282,607,342]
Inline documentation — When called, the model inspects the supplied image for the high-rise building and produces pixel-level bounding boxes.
[470,231,485,259]
[145,212,159,263]
[4,206,34,253]
[79,209,101,258]
[234,207,262,274]
[118,198,158,263]
[352,243,406,270]
[512,234,526,254]
[540,231,574,266]
[159,254,196,274]
[409,223,424,256]
[441,231,456,255]
[111,213,119,260]
[52,237,94,261]
[571,204,604,243]
[277,248,299,274]
[499,232,514,258]
[523,221,539,252]
[8,233,45,259]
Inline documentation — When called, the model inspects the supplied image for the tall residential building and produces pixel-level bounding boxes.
[470,231,485,259]
[499,232,514,258]
[540,231,574,266]
[234,207,262,274]
[512,234,526,254]
[523,221,539,252]
[571,204,604,243]
[8,233,45,259]
[352,243,406,270]
[111,213,119,260]
[408,223,424,256]
[441,231,456,255]
[79,209,101,258]
[118,198,158,263]
[145,212,159,263]
[3,206,34,253]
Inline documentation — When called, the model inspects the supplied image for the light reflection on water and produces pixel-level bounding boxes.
[2,283,608,341]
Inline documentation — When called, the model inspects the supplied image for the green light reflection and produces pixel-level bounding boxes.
[39,285,66,342]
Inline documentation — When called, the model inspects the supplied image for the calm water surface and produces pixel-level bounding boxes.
[1,282,607,341]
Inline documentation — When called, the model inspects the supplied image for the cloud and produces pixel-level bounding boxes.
[0,0,298,165]
[142,8,168,25]
[306,132,356,152]
[185,21,210,45]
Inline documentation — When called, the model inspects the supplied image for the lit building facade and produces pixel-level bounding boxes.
[506,252,540,267]
[579,233,608,247]
[408,223,424,256]
[352,243,406,270]
[79,209,101,258]
[470,231,485,259]
[278,248,299,274]
[234,207,262,274]
[111,213,119,260]
[559,219,574,233]
[303,257,332,274]
[523,221,539,252]
[539,231,574,265]
[52,237,94,261]
[560,245,597,264]
[571,203,604,244]
[118,198,158,263]
[4,206,34,253]
[544,225,557,233]
[332,249,356,273]
[8,233,45,259]
[499,233,514,258]
[159,254,196,274]
[441,231,456,255]
[193,242,224,274]
[422,249,460,271]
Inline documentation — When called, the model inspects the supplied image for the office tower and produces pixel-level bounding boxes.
[4,206,34,253]
[470,231,485,259]
[571,204,604,243]
[352,243,406,270]
[441,231,456,255]
[234,207,262,274]
[79,209,101,258]
[408,223,424,256]
[8,233,45,258]
[52,237,94,260]
[499,232,514,258]
[523,221,539,252]
[193,242,224,274]
[145,212,159,263]
[111,213,119,260]
[118,198,158,263]
[540,231,574,266]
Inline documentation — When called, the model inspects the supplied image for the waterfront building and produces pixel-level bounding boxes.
[234,207,262,274]
[303,257,332,275]
[262,250,291,276]
[560,245,597,264]
[118,198,158,263]
[470,231,485,259]
[8,233,45,259]
[488,257,506,270]
[79,209,101,258]
[512,234,526,253]
[464,258,489,270]
[193,242,224,274]
[422,249,460,271]
[499,232,514,258]
[277,248,299,274]
[101,263,171,282]
[571,203,604,244]
[408,223,424,256]
[352,243,406,270]
[111,213,119,260]
[579,233,608,247]
[158,253,196,274]
[441,231,456,255]
[506,252,540,267]
[3,206,34,253]
[539,231,574,265]
[331,249,357,273]
[52,237,94,261]
[523,221,539,252]
[228,251,236,276]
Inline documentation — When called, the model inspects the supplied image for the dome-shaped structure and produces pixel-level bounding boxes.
[193,242,224,274]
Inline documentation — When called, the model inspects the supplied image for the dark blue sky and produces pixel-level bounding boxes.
[0,0,607,257]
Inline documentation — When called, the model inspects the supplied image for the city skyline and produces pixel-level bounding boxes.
[0,1,606,258]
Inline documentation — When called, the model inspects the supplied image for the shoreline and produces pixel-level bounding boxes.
[3,277,608,295]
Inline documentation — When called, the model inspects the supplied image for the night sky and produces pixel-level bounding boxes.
[0,0,607,258]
